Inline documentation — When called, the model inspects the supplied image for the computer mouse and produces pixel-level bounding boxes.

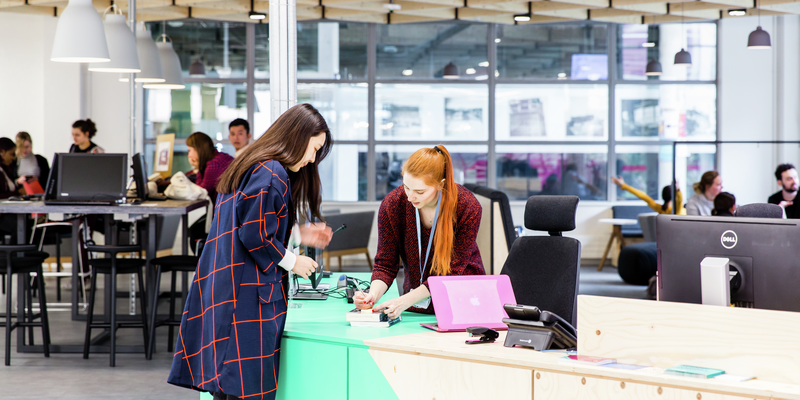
[131,199,142,205]
[8,196,20,201]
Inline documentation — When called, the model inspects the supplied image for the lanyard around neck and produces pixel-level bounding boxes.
[415,191,441,283]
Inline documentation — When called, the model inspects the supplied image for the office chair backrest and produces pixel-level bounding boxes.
[501,195,581,326]
[324,211,375,252]
[612,205,652,237]
[464,184,517,274]
[735,203,784,219]
[637,213,659,242]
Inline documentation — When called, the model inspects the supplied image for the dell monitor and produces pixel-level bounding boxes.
[657,214,800,312]
[57,154,128,202]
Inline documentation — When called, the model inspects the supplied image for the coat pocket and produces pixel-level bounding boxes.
[257,281,284,305]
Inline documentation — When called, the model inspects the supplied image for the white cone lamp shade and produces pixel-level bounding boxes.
[50,0,110,63]
[135,26,165,83]
[143,41,185,89]
[747,26,771,49]
[88,14,141,73]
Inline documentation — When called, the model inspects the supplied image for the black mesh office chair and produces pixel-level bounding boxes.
[500,195,581,326]
[735,203,784,219]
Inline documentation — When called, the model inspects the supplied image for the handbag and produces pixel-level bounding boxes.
[164,171,208,200]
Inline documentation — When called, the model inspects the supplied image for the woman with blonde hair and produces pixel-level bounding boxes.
[354,145,484,318]
[14,131,50,187]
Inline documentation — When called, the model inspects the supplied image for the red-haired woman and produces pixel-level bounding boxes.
[354,145,484,319]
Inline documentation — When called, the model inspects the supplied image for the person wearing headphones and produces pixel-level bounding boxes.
[354,145,484,319]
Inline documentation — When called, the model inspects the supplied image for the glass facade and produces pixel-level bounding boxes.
[144,20,718,203]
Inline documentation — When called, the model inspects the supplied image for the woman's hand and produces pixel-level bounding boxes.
[292,255,318,280]
[353,291,377,310]
[374,296,413,320]
[611,176,625,187]
[298,223,333,248]
[16,176,26,185]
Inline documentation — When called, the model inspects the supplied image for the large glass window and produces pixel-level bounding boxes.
[375,84,488,141]
[376,23,488,80]
[143,20,718,204]
[615,144,716,201]
[497,23,608,80]
[376,145,488,200]
[145,83,248,140]
[615,84,716,141]
[255,21,368,79]
[496,145,608,201]
[617,23,716,81]
[148,21,248,79]
[495,84,608,141]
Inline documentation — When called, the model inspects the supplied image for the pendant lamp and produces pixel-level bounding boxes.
[189,59,206,77]
[442,62,459,79]
[143,36,185,89]
[88,9,141,73]
[645,59,663,76]
[135,24,165,83]
[673,2,692,66]
[747,0,771,49]
[50,0,110,63]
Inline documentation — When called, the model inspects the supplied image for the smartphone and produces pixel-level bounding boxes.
[503,304,541,321]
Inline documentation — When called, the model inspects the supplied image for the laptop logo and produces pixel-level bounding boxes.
[470,296,481,306]
[721,230,737,249]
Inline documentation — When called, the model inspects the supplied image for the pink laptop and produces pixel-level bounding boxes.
[420,275,516,332]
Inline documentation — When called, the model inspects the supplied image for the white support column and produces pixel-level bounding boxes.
[129,0,136,164]
[269,0,297,123]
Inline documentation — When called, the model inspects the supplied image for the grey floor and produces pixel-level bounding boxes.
[0,258,646,399]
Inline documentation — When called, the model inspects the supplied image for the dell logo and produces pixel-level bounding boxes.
[721,230,737,249]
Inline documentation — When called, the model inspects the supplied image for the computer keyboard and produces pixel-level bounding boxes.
[44,200,117,206]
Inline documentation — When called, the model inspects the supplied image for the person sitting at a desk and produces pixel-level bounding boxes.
[354,145,484,319]
[0,138,20,199]
[186,131,233,203]
[168,104,333,400]
[69,119,105,154]
[14,131,50,189]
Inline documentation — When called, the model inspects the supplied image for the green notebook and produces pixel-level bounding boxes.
[665,365,725,379]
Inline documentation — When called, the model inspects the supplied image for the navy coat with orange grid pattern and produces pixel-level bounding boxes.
[168,160,293,399]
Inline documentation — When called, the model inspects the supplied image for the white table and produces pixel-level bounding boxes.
[597,218,639,271]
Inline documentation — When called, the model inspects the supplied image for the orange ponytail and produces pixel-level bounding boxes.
[402,145,458,276]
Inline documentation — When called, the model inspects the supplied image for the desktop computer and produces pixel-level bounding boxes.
[44,153,128,205]
[657,214,800,312]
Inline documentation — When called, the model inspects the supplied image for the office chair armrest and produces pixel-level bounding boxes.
[86,245,141,255]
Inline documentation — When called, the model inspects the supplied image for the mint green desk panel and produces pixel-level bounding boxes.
[201,273,435,400]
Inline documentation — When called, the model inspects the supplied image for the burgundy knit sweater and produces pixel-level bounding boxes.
[371,184,485,314]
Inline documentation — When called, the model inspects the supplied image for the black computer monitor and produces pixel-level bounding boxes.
[657,214,800,312]
[132,153,149,201]
[57,154,128,202]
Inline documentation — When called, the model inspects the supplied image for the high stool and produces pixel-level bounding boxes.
[146,241,203,360]
[0,245,51,366]
[83,245,149,367]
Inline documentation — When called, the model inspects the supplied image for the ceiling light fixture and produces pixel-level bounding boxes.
[189,23,206,77]
[443,62,459,79]
[143,33,185,89]
[249,0,266,19]
[728,9,747,16]
[674,2,692,65]
[514,14,531,22]
[478,61,489,67]
[645,59,663,76]
[89,6,141,73]
[402,69,413,76]
[495,38,501,43]
[747,0,771,49]
[466,68,476,75]
[51,0,110,63]
[383,0,401,10]
[135,23,165,83]
[642,42,655,48]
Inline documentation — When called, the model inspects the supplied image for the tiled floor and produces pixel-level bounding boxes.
[0,258,645,399]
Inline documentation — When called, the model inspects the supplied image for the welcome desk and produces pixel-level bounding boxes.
[199,274,800,400]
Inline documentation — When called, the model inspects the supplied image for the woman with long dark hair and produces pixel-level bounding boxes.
[168,104,333,400]
[354,145,484,319]
[186,132,234,202]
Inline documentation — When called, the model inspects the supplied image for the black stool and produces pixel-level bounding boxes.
[147,252,200,360]
[0,245,50,366]
[83,245,149,367]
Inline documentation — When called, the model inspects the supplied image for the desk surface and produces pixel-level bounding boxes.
[286,273,437,347]
[0,199,207,214]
